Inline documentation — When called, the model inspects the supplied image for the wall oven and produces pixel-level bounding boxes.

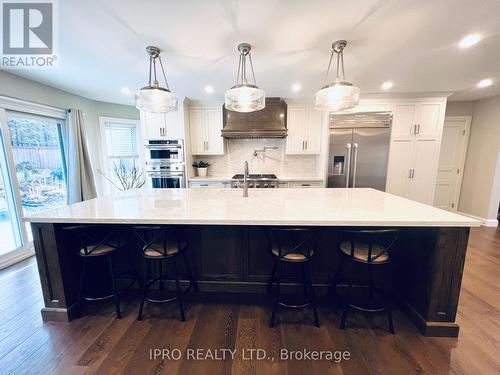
[146,164,186,189]
[145,139,184,164]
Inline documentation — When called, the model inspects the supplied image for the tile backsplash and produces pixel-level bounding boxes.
[190,138,318,177]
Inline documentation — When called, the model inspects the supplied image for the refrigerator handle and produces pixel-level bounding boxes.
[352,143,358,187]
[345,143,352,188]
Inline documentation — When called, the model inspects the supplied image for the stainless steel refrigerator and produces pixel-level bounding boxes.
[327,112,392,191]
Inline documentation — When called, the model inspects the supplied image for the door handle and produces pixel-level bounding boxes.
[413,124,417,135]
[412,169,415,178]
[345,143,352,188]
[306,140,308,150]
[408,169,412,178]
[302,140,305,150]
[352,143,358,188]
[417,124,420,134]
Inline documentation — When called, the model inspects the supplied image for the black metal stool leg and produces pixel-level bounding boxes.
[384,263,395,334]
[182,251,198,292]
[159,259,164,291]
[77,257,87,313]
[270,261,282,328]
[138,258,151,321]
[340,260,355,329]
[303,263,320,327]
[107,254,121,319]
[173,257,186,322]
[267,257,277,293]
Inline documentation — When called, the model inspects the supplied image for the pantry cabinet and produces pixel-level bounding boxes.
[139,110,184,140]
[286,105,322,155]
[386,99,446,205]
[189,107,224,155]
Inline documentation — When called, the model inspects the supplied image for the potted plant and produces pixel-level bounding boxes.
[192,160,210,177]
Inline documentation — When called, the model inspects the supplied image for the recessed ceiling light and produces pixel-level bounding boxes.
[204,85,214,94]
[459,34,481,49]
[477,78,492,88]
[382,81,393,90]
[291,83,301,92]
[120,87,131,95]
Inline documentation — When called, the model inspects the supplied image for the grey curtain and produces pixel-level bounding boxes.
[64,109,97,204]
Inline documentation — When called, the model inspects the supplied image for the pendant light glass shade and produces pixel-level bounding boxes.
[225,43,265,113]
[135,46,177,113]
[315,40,359,112]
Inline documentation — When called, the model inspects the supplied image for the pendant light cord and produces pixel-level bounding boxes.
[158,56,170,90]
[248,53,257,86]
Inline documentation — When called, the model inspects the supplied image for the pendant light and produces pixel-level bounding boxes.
[315,40,360,112]
[135,46,178,113]
[225,43,265,113]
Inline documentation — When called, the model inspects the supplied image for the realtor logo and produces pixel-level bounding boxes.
[1,0,56,68]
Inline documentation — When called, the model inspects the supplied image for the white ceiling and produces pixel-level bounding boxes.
[7,0,500,105]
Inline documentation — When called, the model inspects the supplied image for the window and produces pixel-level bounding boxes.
[99,117,141,192]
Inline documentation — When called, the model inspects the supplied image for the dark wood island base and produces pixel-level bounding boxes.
[31,223,469,337]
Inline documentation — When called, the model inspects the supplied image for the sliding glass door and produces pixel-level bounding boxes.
[7,112,67,241]
[0,132,22,255]
[0,107,67,267]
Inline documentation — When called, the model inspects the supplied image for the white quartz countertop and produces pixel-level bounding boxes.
[25,188,479,227]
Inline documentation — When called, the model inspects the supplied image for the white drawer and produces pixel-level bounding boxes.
[189,181,230,188]
[289,181,323,188]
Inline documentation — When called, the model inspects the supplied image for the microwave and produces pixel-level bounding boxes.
[145,139,184,163]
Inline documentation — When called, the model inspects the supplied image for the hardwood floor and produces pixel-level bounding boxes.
[0,227,498,374]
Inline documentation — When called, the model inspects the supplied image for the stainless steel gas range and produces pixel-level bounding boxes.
[231,174,278,188]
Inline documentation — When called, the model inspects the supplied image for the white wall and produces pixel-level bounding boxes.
[0,71,139,194]
[446,97,500,223]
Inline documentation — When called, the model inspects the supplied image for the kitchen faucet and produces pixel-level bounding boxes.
[243,160,249,197]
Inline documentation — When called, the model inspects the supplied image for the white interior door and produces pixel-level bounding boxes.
[433,116,471,211]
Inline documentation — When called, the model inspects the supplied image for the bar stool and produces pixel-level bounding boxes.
[134,226,198,321]
[333,229,399,334]
[66,225,123,319]
[266,227,320,328]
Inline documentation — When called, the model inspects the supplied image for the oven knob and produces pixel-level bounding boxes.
[255,184,260,188]
[249,183,254,188]
[264,183,268,188]
[270,184,276,188]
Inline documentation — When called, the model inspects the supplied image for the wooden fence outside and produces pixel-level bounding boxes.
[12,147,62,169]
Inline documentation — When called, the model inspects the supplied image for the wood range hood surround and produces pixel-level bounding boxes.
[222,97,287,138]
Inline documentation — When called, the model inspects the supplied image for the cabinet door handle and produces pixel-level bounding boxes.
[412,169,415,178]
[408,169,412,178]
[305,140,308,150]
[417,124,420,134]
[413,124,417,135]
[302,184,311,187]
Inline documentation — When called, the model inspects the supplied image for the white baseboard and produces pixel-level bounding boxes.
[0,249,35,270]
[458,212,498,227]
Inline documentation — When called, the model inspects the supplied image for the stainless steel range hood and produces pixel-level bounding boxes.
[222,97,287,138]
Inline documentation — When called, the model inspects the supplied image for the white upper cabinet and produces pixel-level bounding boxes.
[391,100,445,141]
[189,106,224,155]
[139,110,184,140]
[391,103,418,140]
[286,104,322,155]
[417,102,443,140]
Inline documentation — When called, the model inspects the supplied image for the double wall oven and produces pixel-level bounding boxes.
[145,139,186,188]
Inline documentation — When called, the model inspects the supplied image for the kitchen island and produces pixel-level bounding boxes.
[25,188,479,337]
